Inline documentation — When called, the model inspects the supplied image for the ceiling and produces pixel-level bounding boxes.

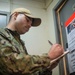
[10,0,53,9]
[30,0,45,2]
[30,0,53,8]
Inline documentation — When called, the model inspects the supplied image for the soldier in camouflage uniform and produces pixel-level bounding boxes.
[0,8,64,75]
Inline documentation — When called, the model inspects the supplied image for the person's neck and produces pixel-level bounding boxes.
[6,23,16,31]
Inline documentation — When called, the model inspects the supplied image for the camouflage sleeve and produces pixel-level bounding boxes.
[39,69,52,75]
[0,36,51,75]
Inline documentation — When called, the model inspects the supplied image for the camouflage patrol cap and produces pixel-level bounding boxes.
[11,8,41,27]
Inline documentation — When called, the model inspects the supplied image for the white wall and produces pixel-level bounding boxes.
[46,0,59,75]
[0,0,60,75]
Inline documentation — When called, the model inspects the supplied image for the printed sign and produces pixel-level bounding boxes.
[65,12,75,73]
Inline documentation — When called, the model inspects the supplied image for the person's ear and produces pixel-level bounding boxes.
[12,12,19,20]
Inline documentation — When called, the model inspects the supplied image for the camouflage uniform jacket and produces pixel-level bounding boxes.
[0,28,52,75]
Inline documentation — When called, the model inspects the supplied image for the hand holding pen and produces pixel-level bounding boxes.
[48,40,69,64]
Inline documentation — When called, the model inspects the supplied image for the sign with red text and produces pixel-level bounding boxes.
[65,12,75,73]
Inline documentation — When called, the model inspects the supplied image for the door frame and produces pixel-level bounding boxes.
[53,0,68,75]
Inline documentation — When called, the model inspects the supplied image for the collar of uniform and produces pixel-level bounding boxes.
[5,28,20,39]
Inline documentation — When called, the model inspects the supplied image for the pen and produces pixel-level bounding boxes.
[48,40,53,45]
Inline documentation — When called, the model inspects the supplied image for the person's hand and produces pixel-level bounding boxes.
[48,44,64,60]
[47,44,64,70]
